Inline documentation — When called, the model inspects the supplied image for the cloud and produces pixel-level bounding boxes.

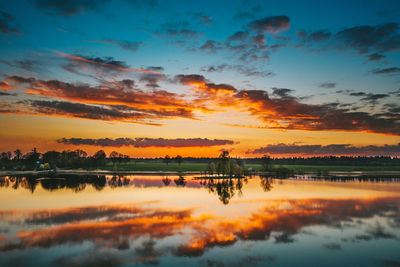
[248,16,290,33]
[156,20,202,40]
[227,31,249,42]
[248,143,400,156]
[201,64,274,78]
[349,91,389,105]
[175,74,237,96]
[18,100,161,124]
[318,82,336,89]
[175,74,400,136]
[371,67,400,75]
[195,13,212,26]
[368,53,386,61]
[92,39,143,52]
[199,40,223,53]
[139,71,167,88]
[335,22,399,54]
[297,22,400,60]
[0,59,43,72]
[0,10,21,35]
[296,29,331,47]
[0,197,398,258]
[57,137,235,147]
[6,75,197,122]
[34,0,108,16]
[146,66,164,72]
[4,71,400,135]
[271,88,295,98]
[0,91,15,96]
[57,51,131,75]
[360,93,389,105]
[0,81,14,90]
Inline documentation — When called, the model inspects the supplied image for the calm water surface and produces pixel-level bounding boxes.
[0,174,399,266]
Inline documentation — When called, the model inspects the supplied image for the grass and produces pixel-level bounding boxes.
[98,162,400,172]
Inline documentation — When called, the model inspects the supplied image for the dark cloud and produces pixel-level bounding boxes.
[360,93,389,105]
[57,52,131,76]
[0,59,41,72]
[146,66,164,72]
[201,64,274,78]
[34,0,108,16]
[175,74,206,84]
[350,92,367,97]
[349,91,389,105]
[199,40,223,53]
[0,10,21,35]
[297,22,400,60]
[248,16,290,33]
[251,34,266,47]
[139,72,166,88]
[69,54,130,69]
[227,31,249,42]
[272,88,295,98]
[248,143,400,156]
[0,91,15,96]
[92,39,143,52]
[156,21,202,40]
[318,82,336,89]
[58,137,235,147]
[27,100,156,123]
[335,22,399,54]
[368,53,386,61]
[297,29,331,47]
[371,67,400,75]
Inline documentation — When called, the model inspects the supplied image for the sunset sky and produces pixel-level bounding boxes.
[0,0,400,157]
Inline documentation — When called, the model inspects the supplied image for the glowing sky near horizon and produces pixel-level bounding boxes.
[0,0,400,157]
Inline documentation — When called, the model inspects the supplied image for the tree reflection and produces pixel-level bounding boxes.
[174,176,186,187]
[0,174,107,193]
[162,176,171,186]
[198,178,248,205]
[260,176,273,192]
[108,176,130,188]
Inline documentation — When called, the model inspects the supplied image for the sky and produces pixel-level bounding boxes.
[0,0,400,157]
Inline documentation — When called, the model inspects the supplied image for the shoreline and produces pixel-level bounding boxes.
[2,169,400,177]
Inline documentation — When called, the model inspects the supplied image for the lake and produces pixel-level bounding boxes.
[0,174,399,266]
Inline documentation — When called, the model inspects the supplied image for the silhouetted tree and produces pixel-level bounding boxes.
[163,155,171,165]
[260,155,272,171]
[43,151,61,169]
[93,150,106,167]
[13,149,22,161]
[110,151,119,169]
[175,155,183,165]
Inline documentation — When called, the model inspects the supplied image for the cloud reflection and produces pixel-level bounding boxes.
[0,196,398,260]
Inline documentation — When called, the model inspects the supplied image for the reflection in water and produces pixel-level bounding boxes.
[0,175,399,266]
[174,176,186,187]
[198,178,245,205]
[0,175,107,193]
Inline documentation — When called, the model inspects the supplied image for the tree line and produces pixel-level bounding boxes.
[0,148,130,170]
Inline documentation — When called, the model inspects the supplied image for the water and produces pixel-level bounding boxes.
[0,174,399,266]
